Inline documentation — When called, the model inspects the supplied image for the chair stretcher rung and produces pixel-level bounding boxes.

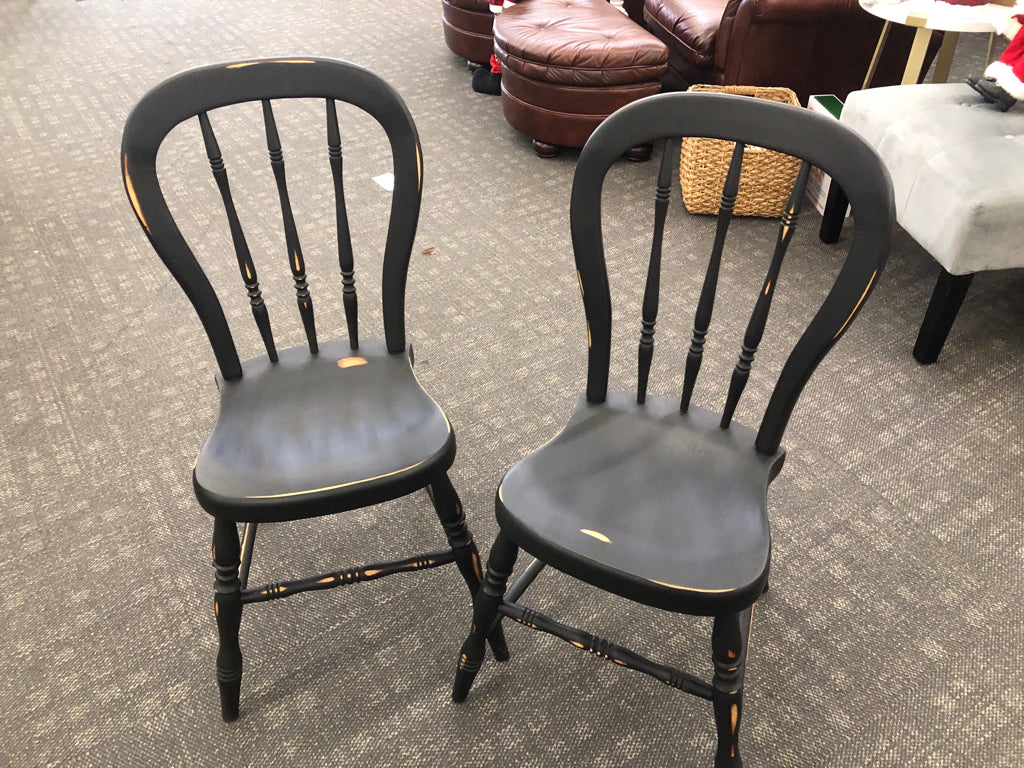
[241,549,456,604]
[505,558,546,603]
[497,600,713,700]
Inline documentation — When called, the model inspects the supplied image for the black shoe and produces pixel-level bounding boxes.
[472,68,501,95]
[966,75,1017,111]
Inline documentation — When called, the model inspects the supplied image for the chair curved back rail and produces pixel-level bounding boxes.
[571,92,894,455]
[121,57,423,380]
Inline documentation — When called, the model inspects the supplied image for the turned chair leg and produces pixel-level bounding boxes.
[212,519,243,721]
[913,269,974,364]
[452,531,519,702]
[428,475,510,661]
[711,609,751,768]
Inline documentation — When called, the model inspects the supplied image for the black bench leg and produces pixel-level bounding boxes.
[913,269,974,364]
[818,183,849,244]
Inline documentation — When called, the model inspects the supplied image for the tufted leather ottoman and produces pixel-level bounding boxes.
[494,0,669,158]
[442,0,496,69]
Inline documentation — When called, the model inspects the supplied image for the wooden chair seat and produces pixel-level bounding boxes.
[497,391,782,615]
[195,340,455,523]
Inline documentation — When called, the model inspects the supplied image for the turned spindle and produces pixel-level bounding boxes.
[262,100,318,354]
[198,112,278,362]
[637,139,674,404]
[326,100,359,349]
[680,141,745,412]
[720,161,811,428]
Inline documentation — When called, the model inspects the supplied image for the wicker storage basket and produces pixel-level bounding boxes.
[680,85,801,217]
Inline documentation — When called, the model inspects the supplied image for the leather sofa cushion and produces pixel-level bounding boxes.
[495,0,668,86]
[643,0,726,68]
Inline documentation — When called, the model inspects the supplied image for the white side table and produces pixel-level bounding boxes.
[859,1,1017,87]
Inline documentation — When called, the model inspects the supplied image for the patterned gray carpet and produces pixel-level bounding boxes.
[1,1,1021,766]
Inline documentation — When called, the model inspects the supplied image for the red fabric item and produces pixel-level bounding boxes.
[1001,17,1024,68]
[986,13,1024,99]
[490,53,502,75]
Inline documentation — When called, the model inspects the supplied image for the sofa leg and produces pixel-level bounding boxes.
[532,139,561,158]
[913,269,974,364]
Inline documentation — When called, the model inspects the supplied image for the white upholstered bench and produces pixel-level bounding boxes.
[819,83,1024,363]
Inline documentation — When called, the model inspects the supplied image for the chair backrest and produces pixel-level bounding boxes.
[121,57,422,380]
[570,92,894,455]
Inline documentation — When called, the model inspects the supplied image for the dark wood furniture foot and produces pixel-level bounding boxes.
[626,143,653,162]
[818,182,848,243]
[532,140,561,159]
[913,269,973,364]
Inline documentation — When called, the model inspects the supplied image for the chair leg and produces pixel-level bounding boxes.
[452,530,519,702]
[428,475,509,661]
[212,519,244,722]
[238,522,258,591]
[913,269,974,364]
[711,609,751,768]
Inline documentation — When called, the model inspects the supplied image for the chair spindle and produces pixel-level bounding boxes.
[680,141,745,413]
[198,112,278,362]
[326,100,359,350]
[720,162,812,429]
[637,139,674,404]
[262,100,318,354]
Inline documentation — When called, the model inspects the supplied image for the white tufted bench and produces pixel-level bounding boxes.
[820,83,1024,363]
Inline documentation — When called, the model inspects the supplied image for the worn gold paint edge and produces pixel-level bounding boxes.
[227,59,316,69]
[649,579,733,594]
[833,270,877,339]
[123,156,149,233]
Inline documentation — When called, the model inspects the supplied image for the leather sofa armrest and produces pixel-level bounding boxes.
[714,0,865,71]
[622,0,647,25]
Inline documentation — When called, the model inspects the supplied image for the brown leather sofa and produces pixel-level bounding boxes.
[627,0,940,105]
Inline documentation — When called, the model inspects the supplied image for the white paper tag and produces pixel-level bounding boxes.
[372,173,395,191]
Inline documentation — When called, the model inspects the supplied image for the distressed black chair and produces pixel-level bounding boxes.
[452,92,893,767]
[121,57,507,721]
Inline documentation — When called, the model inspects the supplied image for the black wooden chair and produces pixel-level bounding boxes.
[452,92,894,767]
[121,57,507,721]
